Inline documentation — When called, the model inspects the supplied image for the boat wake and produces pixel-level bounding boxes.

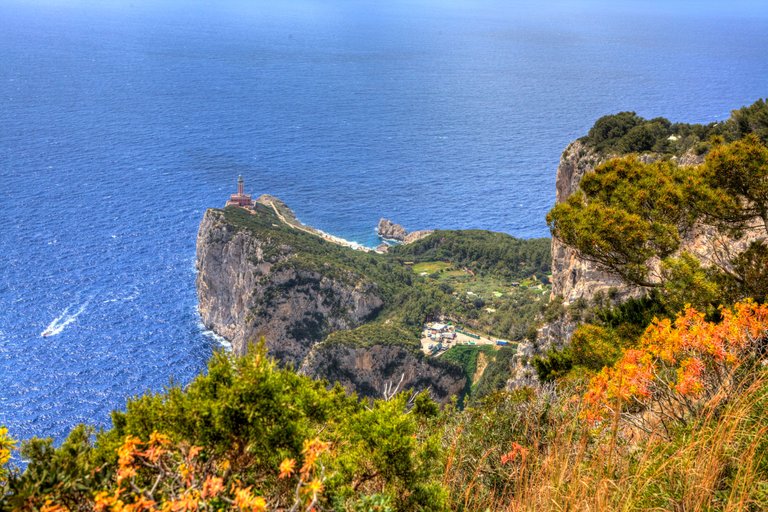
[41,303,88,337]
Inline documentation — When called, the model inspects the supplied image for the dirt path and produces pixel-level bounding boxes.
[260,197,370,252]
[473,351,489,385]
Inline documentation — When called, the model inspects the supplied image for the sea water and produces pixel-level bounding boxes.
[1,0,767,443]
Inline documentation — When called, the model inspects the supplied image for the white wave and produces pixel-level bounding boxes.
[102,287,140,304]
[197,321,232,351]
[41,302,88,337]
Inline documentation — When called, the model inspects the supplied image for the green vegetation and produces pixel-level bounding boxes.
[441,345,495,379]
[581,98,768,156]
[391,230,551,281]
[408,259,549,341]
[6,338,766,510]
[411,261,451,275]
[471,346,517,399]
[323,323,420,349]
[1,343,448,511]
[440,345,497,399]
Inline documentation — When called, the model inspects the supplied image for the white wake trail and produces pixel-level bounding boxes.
[41,302,88,337]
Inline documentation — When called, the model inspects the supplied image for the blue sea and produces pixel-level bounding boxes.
[1,0,767,444]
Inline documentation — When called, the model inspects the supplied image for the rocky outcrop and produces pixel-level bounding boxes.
[550,142,713,309]
[300,342,466,403]
[377,219,408,241]
[540,141,756,350]
[508,140,758,388]
[550,141,645,309]
[196,209,383,364]
[377,218,433,244]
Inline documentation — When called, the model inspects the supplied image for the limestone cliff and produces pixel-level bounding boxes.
[549,141,636,308]
[300,342,466,403]
[538,141,759,350]
[196,208,383,364]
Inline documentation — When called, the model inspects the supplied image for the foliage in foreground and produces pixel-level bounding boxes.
[3,301,768,511]
[1,343,446,511]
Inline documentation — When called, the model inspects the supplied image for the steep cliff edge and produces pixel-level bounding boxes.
[301,341,466,402]
[196,206,383,363]
[196,204,469,402]
[537,138,760,356]
[549,141,635,308]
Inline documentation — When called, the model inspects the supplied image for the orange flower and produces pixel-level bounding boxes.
[148,432,171,447]
[500,442,529,465]
[233,487,267,512]
[187,445,202,461]
[278,458,296,479]
[202,475,225,498]
[303,478,324,497]
[41,500,70,512]
[94,490,122,512]
[675,357,705,396]
[161,495,199,512]
[117,435,143,471]
[582,301,768,425]
[300,438,330,478]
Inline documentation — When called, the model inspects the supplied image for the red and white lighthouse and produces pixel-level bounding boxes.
[226,175,253,208]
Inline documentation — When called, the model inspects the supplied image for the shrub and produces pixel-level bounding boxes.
[583,301,768,432]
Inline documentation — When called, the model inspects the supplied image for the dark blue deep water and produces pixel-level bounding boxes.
[1,0,767,443]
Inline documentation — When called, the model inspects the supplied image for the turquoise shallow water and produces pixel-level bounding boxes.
[1,0,767,443]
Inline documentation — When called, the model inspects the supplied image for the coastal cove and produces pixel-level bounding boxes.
[2,0,768,445]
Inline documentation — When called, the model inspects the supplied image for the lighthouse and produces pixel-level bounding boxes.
[226,175,254,208]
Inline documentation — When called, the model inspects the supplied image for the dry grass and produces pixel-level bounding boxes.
[443,371,768,512]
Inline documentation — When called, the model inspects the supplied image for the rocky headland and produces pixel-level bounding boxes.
[196,207,384,364]
[196,203,466,401]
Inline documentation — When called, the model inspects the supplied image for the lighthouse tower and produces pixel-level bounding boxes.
[226,175,253,208]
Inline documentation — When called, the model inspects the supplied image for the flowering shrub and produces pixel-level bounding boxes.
[1,345,449,511]
[0,426,14,492]
[89,433,333,511]
[584,300,768,430]
[93,432,266,511]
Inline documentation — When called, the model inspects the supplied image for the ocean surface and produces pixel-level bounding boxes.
[1,0,767,444]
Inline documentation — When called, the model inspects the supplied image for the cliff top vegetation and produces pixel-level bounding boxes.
[581,97,768,156]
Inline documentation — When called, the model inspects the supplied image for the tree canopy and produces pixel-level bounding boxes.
[548,129,768,308]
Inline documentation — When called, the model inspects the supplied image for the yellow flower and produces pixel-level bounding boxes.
[278,458,296,479]
[233,487,267,512]
[304,478,324,497]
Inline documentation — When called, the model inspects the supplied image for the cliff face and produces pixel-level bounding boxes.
[539,141,759,351]
[196,209,383,363]
[300,342,466,403]
[549,141,643,309]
